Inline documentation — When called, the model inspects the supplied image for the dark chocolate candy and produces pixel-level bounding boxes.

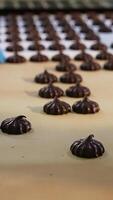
[80,61,101,71]
[98,26,112,33]
[90,42,107,51]
[45,35,60,41]
[74,52,93,61]
[57,20,68,27]
[70,42,86,50]
[24,28,37,34]
[30,53,48,62]
[74,20,84,26]
[61,27,74,34]
[92,19,103,26]
[6,54,26,63]
[55,60,76,72]
[70,134,105,158]
[103,59,113,70]
[65,34,80,41]
[72,96,100,114]
[6,44,23,52]
[28,44,45,51]
[80,27,93,34]
[96,51,113,60]
[66,81,90,98]
[52,53,70,62]
[43,28,56,34]
[6,28,19,35]
[26,35,41,41]
[6,35,21,42]
[1,115,31,135]
[39,82,64,98]
[48,43,65,51]
[105,12,113,19]
[43,97,71,115]
[87,12,96,19]
[60,71,82,84]
[84,33,100,41]
[34,70,57,84]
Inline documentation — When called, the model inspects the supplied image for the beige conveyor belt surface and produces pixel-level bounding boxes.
[0,62,113,200]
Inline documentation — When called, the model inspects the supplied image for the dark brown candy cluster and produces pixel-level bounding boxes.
[34,70,57,84]
[70,134,105,158]
[43,97,71,115]
[39,82,64,98]
[72,96,100,114]
[4,16,26,63]
[4,11,113,64]
[0,115,31,135]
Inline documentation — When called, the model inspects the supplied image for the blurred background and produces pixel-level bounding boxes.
[0,0,113,10]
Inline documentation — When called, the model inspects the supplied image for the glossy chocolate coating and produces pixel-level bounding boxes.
[66,82,91,98]
[84,33,100,41]
[28,44,45,51]
[70,134,105,158]
[48,43,65,51]
[34,70,57,84]
[98,26,112,33]
[43,97,71,115]
[60,71,82,84]
[52,53,70,62]
[57,20,67,27]
[6,36,21,42]
[80,27,93,34]
[92,19,103,26]
[45,35,60,41]
[74,20,84,26]
[30,53,48,62]
[72,96,100,114]
[39,82,64,98]
[43,28,56,34]
[74,52,93,61]
[6,54,26,63]
[65,34,80,41]
[96,51,113,60]
[6,29,19,35]
[6,44,23,52]
[104,59,113,70]
[55,60,76,72]
[70,42,86,50]
[90,42,107,51]
[1,115,31,135]
[24,28,37,35]
[80,61,101,71]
